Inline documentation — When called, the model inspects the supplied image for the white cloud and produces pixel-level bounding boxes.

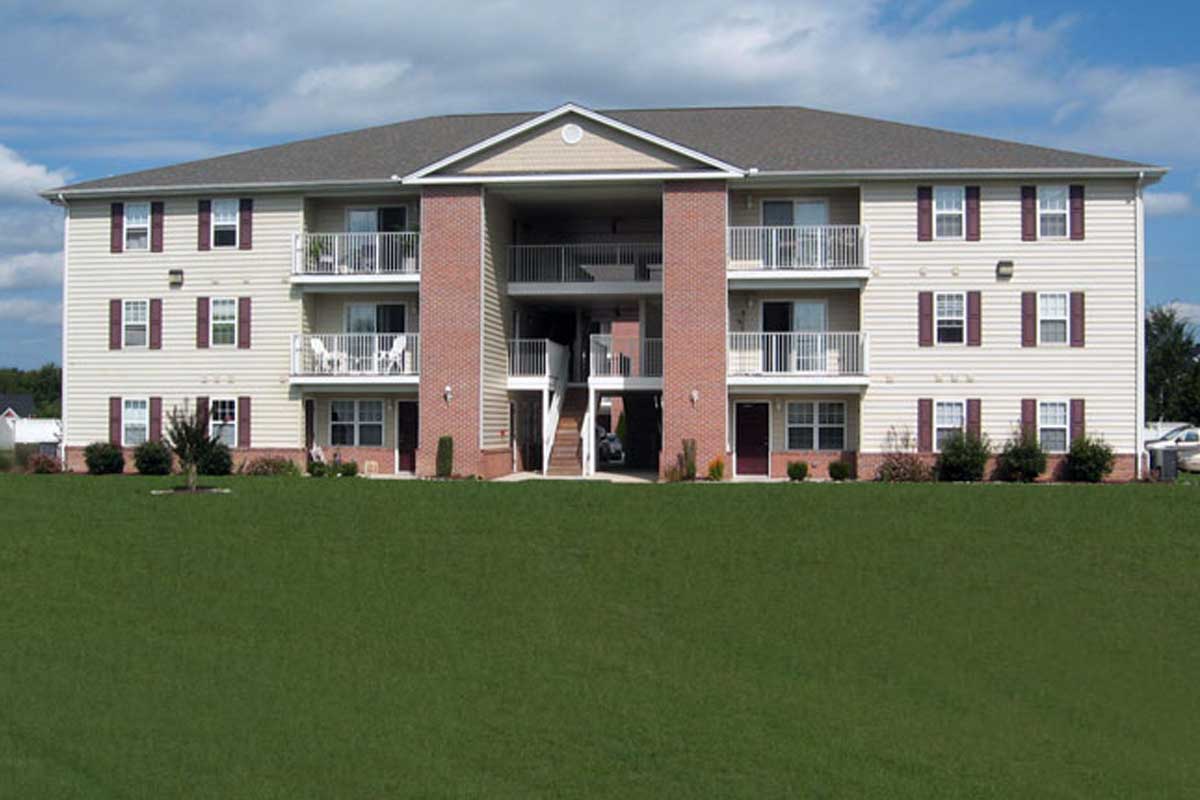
[1144,191,1193,216]
[0,298,61,325]
[0,251,62,289]
[0,144,71,201]
[1168,302,1200,326]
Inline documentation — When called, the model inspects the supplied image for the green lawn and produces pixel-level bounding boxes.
[1,475,1197,798]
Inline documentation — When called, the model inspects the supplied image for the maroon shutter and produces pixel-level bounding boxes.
[1021,399,1036,440]
[109,397,122,445]
[967,290,981,347]
[238,198,253,250]
[917,399,933,452]
[917,186,932,241]
[918,291,933,347]
[237,297,251,349]
[109,299,122,350]
[1021,186,1037,241]
[1070,292,1085,347]
[238,396,251,448]
[966,398,981,438]
[150,201,164,252]
[196,396,209,429]
[149,298,163,350]
[196,297,209,348]
[965,186,981,241]
[1070,399,1085,442]
[1069,185,1085,240]
[110,203,124,253]
[1021,292,1036,347]
[150,397,163,442]
[198,200,211,250]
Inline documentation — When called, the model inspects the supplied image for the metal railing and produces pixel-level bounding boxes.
[293,232,420,275]
[509,243,663,283]
[727,225,866,270]
[508,338,548,377]
[727,332,867,376]
[290,333,420,376]
[589,336,663,378]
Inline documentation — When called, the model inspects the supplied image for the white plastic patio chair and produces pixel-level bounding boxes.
[376,336,408,374]
[310,338,345,373]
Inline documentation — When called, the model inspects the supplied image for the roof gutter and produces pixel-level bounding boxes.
[749,166,1168,182]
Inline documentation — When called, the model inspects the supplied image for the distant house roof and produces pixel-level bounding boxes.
[46,103,1164,197]
[0,394,35,418]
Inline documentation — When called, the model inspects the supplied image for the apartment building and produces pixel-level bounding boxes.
[44,104,1163,480]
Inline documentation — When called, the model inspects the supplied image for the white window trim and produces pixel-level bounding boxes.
[1037,185,1070,239]
[211,198,240,249]
[343,205,411,232]
[329,399,385,447]
[785,400,847,451]
[124,201,151,251]
[208,397,238,449]
[759,197,830,227]
[1037,399,1070,453]
[210,297,238,348]
[932,185,965,240]
[934,291,967,346]
[1037,291,1070,346]
[121,396,150,448]
[122,298,150,349]
[934,399,967,453]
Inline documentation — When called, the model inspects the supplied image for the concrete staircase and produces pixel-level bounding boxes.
[546,388,587,476]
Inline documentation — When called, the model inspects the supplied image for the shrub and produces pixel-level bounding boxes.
[936,431,991,482]
[1064,436,1115,483]
[84,442,125,475]
[615,411,627,443]
[681,439,697,481]
[307,460,329,477]
[706,456,725,481]
[133,441,173,475]
[0,450,13,472]
[663,463,684,483]
[786,461,809,481]
[242,457,300,477]
[436,436,454,478]
[14,443,39,469]
[198,442,232,476]
[338,461,359,478]
[829,460,851,481]
[26,453,61,474]
[166,406,220,491]
[875,428,933,483]
[994,429,1047,482]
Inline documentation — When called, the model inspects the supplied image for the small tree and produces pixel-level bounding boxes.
[436,436,454,478]
[936,431,991,482]
[995,429,1047,482]
[166,406,219,491]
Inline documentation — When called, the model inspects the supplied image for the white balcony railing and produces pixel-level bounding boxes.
[290,333,420,377]
[508,338,549,377]
[727,225,866,270]
[727,332,867,376]
[509,243,663,283]
[590,336,663,378]
[293,232,420,275]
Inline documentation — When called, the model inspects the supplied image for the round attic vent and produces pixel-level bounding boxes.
[561,123,584,145]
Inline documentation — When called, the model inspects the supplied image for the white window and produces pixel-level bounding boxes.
[330,400,384,447]
[122,398,148,446]
[211,298,237,346]
[786,402,814,450]
[123,299,149,348]
[1038,186,1069,238]
[212,198,239,248]
[124,202,150,251]
[1038,292,1069,344]
[208,399,237,447]
[786,401,846,450]
[933,186,965,239]
[1039,401,1069,452]
[935,400,965,450]
[935,292,965,344]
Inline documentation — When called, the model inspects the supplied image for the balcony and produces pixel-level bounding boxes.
[727,226,869,287]
[727,332,869,389]
[291,232,420,289]
[290,333,419,386]
[589,335,663,388]
[508,243,662,296]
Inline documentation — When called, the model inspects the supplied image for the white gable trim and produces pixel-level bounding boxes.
[402,103,745,183]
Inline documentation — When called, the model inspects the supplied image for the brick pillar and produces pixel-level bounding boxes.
[661,180,727,475]
[418,185,482,476]
[607,317,639,426]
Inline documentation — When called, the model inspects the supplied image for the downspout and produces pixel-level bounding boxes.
[57,193,69,467]
[1134,171,1146,479]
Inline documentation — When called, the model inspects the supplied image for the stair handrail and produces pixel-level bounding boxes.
[542,341,570,473]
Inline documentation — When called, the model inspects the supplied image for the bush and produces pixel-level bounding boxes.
[242,457,300,477]
[786,461,809,481]
[307,460,329,478]
[1064,436,1115,483]
[133,441,173,475]
[936,431,991,482]
[14,443,39,469]
[26,453,61,474]
[338,461,359,478]
[198,442,232,476]
[436,436,454,478]
[0,450,13,472]
[829,461,851,481]
[615,411,627,443]
[706,456,725,481]
[681,439,697,481]
[84,442,125,475]
[875,428,933,483]
[994,429,1047,482]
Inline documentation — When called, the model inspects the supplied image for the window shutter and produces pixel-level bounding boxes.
[151,201,164,252]
[1021,292,1036,347]
[150,397,162,442]
[1021,186,1037,241]
[109,299,122,350]
[966,398,981,438]
[1069,185,1085,240]
[1070,399,1085,442]
[109,396,122,445]
[965,186,981,241]
[1070,292,1085,347]
[238,198,253,250]
[917,398,933,452]
[197,297,210,348]
[967,290,981,347]
[238,396,251,448]
[196,396,209,429]
[198,200,211,250]
[237,297,251,349]
[110,203,124,253]
[918,291,933,347]
[1021,398,1036,440]
[916,186,932,241]
[149,298,163,349]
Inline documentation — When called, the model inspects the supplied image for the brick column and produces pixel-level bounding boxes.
[661,180,727,475]
[418,185,483,476]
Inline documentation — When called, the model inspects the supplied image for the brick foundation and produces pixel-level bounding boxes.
[769,451,858,480]
[321,446,394,476]
[854,452,1139,482]
[64,446,306,474]
[479,448,512,479]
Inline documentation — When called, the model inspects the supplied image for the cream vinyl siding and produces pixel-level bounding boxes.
[859,179,1139,453]
[727,289,860,333]
[62,195,304,449]
[305,195,420,233]
[480,191,512,450]
[727,188,860,227]
[727,394,861,452]
[306,294,420,333]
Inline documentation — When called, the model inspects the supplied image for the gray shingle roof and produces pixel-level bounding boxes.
[50,105,1158,195]
[0,393,35,417]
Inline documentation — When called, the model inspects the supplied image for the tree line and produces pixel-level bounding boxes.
[0,363,61,417]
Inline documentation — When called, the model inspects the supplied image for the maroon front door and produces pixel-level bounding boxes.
[396,401,418,472]
[736,403,770,476]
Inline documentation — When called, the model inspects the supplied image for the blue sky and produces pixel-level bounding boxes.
[1,0,1197,368]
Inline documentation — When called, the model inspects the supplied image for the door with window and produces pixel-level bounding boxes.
[396,401,418,472]
[761,300,826,373]
[345,303,407,372]
[735,403,770,476]
[761,200,829,267]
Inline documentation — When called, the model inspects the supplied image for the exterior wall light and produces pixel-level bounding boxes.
[690,389,700,407]
[443,385,453,403]
[996,260,1015,278]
